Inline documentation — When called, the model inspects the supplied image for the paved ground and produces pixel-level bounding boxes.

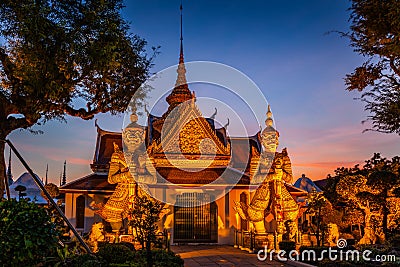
[171,245,311,267]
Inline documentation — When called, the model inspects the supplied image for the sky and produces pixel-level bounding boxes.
[5,0,400,184]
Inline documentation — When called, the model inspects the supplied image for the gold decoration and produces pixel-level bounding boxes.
[93,111,156,226]
[153,101,230,156]
[234,106,299,234]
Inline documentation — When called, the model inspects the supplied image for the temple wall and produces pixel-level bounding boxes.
[64,192,107,234]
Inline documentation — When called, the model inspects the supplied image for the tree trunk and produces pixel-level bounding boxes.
[146,240,152,267]
[317,207,322,246]
[359,208,376,244]
[382,191,388,241]
[0,139,6,199]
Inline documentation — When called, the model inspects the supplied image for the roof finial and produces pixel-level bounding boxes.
[174,0,188,87]
[210,108,218,120]
[45,164,48,185]
[265,104,273,127]
[164,0,192,108]
[179,1,184,64]
[62,160,66,186]
[224,118,230,129]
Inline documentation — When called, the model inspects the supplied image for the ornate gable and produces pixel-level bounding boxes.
[152,101,230,156]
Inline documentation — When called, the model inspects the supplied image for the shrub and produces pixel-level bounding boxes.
[69,253,103,266]
[97,244,135,264]
[119,241,136,251]
[151,249,184,267]
[387,234,400,250]
[0,199,60,266]
[132,249,183,267]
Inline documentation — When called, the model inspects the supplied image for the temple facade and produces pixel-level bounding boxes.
[60,10,307,244]
[60,81,307,245]
[60,118,306,244]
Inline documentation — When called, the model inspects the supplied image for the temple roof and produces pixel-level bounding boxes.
[5,172,53,204]
[60,173,116,193]
[90,123,259,173]
[293,175,322,193]
[229,134,261,172]
[91,122,122,173]
[285,183,308,196]
[314,178,328,190]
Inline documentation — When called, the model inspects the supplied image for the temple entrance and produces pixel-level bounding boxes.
[174,192,218,243]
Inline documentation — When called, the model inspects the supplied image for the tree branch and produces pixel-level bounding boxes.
[3,116,34,134]
[63,105,112,120]
[389,58,400,77]
[0,48,14,77]
[381,74,400,87]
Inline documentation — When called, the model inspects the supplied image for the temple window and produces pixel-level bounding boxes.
[76,195,85,229]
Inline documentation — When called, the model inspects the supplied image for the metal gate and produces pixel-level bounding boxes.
[174,192,218,243]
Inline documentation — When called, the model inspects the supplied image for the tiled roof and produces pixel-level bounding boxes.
[285,183,308,196]
[60,173,116,192]
[314,178,328,190]
[91,126,122,172]
[229,134,261,172]
[293,176,323,193]
[91,124,260,174]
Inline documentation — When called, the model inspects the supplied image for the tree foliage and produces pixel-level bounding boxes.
[0,0,156,194]
[345,0,400,134]
[129,193,164,250]
[306,190,332,246]
[40,183,60,203]
[0,198,60,266]
[128,193,165,267]
[328,153,400,243]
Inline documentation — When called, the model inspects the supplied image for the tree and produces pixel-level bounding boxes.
[361,154,400,238]
[0,198,60,265]
[334,169,381,244]
[306,189,329,246]
[331,154,400,244]
[40,183,60,204]
[0,0,155,195]
[128,193,165,267]
[344,0,400,134]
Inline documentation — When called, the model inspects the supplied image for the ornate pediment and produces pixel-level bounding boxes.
[151,101,230,156]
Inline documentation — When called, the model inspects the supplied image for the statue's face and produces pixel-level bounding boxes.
[261,131,279,153]
[123,127,145,152]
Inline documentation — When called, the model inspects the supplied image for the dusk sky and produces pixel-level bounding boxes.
[5,0,400,184]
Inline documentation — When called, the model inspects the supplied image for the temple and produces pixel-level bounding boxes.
[60,5,307,245]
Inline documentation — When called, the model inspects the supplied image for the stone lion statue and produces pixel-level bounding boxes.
[88,222,105,252]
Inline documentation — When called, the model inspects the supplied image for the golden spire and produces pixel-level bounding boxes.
[265,105,273,127]
[175,3,186,86]
[179,2,184,65]
[166,2,193,106]
[261,104,279,152]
